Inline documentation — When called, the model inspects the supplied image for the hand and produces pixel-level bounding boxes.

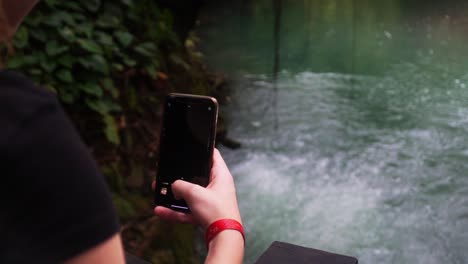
[153,149,242,229]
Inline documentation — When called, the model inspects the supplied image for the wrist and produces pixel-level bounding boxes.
[208,230,244,249]
[206,230,245,264]
[205,219,245,249]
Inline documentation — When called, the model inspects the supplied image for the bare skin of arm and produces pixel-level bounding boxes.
[205,230,244,264]
[155,149,245,264]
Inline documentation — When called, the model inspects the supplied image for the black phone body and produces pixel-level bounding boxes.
[154,93,218,212]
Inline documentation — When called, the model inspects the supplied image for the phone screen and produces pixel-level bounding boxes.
[155,94,218,211]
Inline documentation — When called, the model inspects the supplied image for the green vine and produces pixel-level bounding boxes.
[7,0,179,145]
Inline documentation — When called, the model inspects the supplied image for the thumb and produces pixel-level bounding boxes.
[172,180,203,202]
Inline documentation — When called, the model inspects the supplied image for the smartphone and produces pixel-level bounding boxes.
[154,93,218,212]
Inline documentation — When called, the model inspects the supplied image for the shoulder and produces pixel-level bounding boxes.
[0,71,121,263]
[0,70,56,104]
[0,70,58,146]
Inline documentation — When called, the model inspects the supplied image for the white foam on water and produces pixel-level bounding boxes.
[222,70,468,263]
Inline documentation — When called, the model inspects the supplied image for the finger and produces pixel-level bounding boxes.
[211,149,229,176]
[210,148,234,187]
[152,180,156,191]
[154,206,195,224]
[171,179,204,202]
[209,149,219,182]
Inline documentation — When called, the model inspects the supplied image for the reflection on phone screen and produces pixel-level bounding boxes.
[155,95,217,211]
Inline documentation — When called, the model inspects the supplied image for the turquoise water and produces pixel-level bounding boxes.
[198,1,468,263]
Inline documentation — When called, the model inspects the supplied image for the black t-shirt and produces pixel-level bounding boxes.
[0,71,120,263]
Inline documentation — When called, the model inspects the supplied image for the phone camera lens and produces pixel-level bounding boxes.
[167,102,171,107]
[208,107,212,111]
[188,105,191,109]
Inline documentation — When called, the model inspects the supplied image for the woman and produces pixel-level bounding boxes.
[0,1,244,263]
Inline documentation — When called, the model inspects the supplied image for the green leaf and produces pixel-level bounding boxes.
[114,31,133,47]
[91,54,109,75]
[56,69,73,83]
[24,12,43,27]
[85,98,108,114]
[101,78,118,98]
[46,41,69,56]
[103,114,120,145]
[72,13,87,23]
[6,55,38,68]
[76,23,94,38]
[44,0,59,8]
[102,3,122,18]
[112,63,124,71]
[145,64,157,79]
[24,55,39,65]
[78,39,103,54]
[13,27,28,49]
[57,11,75,26]
[169,53,191,70]
[101,78,114,90]
[104,100,122,112]
[112,194,135,218]
[61,2,84,11]
[79,54,109,74]
[59,89,75,104]
[59,27,76,42]
[95,31,114,46]
[43,13,63,27]
[96,14,120,28]
[123,56,136,67]
[30,28,47,42]
[121,0,133,6]
[6,57,26,69]
[29,68,42,76]
[124,58,137,67]
[58,55,74,68]
[40,60,57,73]
[128,86,138,109]
[79,83,103,97]
[134,42,157,57]
[110,45,122,56]
[85,98,120,114]
[45,85,57,94]
[82,0,101,12]
[78,58,92,69]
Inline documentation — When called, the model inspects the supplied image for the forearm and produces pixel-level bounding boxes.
[205,230,245,264]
